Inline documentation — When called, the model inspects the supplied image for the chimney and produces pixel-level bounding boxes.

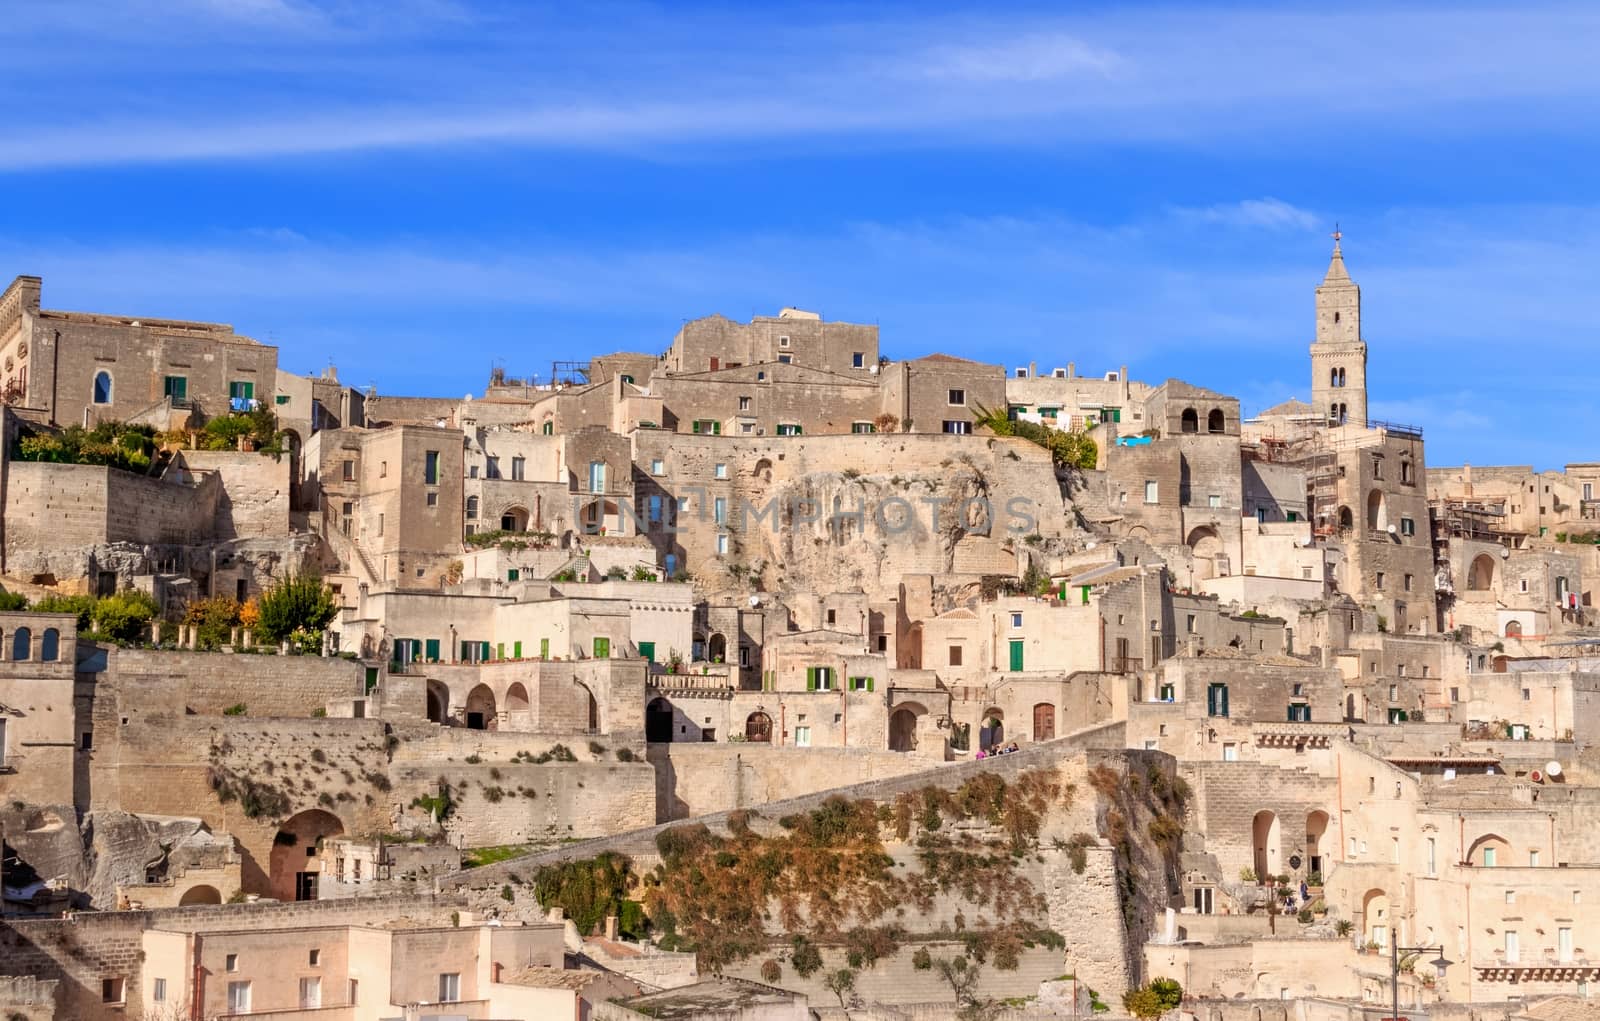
[1067,362,1075,379]
[1463,464,1473,498]
[492,962,503,983]
[1028,361,1037,378]
[604,915,619,940]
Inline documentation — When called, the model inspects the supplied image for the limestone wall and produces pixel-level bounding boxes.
[105,647,365,719]
[394,761,657,846]
[647,743,939,820]
[175,448,291,538]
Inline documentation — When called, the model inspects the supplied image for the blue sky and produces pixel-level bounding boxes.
[6,1,1600,469]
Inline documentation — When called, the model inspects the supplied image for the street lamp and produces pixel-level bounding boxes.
[1389,941,1451,1019]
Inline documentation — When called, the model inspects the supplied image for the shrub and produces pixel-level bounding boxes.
[790,936,823,978]
[255,574,337,643]
[615,748,637,763]
[1297,908,1314,923]
[0,590,27,611]
[185,595,241,649]
[760,959,782,983]
[32,594,95,629]
[1122,987,1164,1019]
[93,589,160,642]
[223,703,248,716]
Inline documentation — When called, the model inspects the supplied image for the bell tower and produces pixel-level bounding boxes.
[1310,230,1367,428]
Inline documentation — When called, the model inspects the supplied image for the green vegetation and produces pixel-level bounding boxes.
[43,589,162,643]
[973,403,1098,469]
[197,405,285,456]
[532,852,647,939]
[0,591,27,611]
[254,573,337,644]
[15,421,162,474]
[1123,978,1183,1018]
[186,595,242,649]
[464,528,556,550]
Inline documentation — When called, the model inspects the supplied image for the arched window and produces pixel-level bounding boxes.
[542,421,553,435]
[1207,409,1225,434]
[12,627,31,661]
[1330,368,1339,388]
[1180,408,1198,433]
[465,496,479,520]
[40,628,59,662]
[1338,368,1347,387]
[93,371,112,404]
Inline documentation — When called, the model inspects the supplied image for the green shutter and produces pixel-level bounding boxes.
[513,641,522,659]
[508,568,520,581]
[1009,639,1024,672]
[365,667,378,694]
[424,638,440,662]
[496,643,504,661]
[806,667,817,691]
[866,676,875,692]
[540,638,549,659]
[594,637,610,659]
[638,641,655,662]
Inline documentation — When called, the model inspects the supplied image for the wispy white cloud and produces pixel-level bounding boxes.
[1173,198,1321,232]
[6,5,1600,169]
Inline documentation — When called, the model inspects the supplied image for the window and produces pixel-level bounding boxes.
[715,462,728,479]
[469,464,478,478]
[1376,571,1385,590]
[1207,494,1221,508]
[1483,846,1497,867]
[465,497,478,520]
[651,458,665,475]
[648,495,663,524]
[776,423,802,436]
[794,725,811,747]
[163,375,187,401]
[376,513,384,536]
[1287,703,1311,722]
[1222,742,1238,761]
[1404,573,1413,592]
[228,981,252,1013]
[948,388,966,406]
[439,973,461,1003]
[1144,481,1158,504]
[102,978,125,1004]
[588,461,606,493]
[1206,683,1229,717]
[852,421,875,433]
[1505,930,1519,963]
[350,978,360,1005]
[716,533,729,555]
[511,456,525,481]
[739,396,751,411]
[426,492,438,507]
[853,352,865,368]
[1505,889,1516,904]
[777,353,792,364]
[1388,684,1399,700]
[1426,837,1436,875]
[942,420,971,434]
[380,461,387,478]
[1402,461,1414,484]
[92,370,112,404]
[948,645,963,667]
[226,954,239,973]
[1560,926,1573,962]
[1011,612,1023,629]
[849,676,873,692]
[806,666,835,690]
[342,459,355,481]
[152,978,167,1003]
[424,451,439,485]
[299,977,322,1009]
[779,335,790,347]
[309,949,320,966]
[1185,614,1196,634]
[1400,517,1415,536]
[1530,849,1540,867]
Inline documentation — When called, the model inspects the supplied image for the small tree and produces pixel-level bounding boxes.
[824,968,856,1006]
[1123,987,1164,1019]
[256,574,337,643]
[0,590,27,611]
[93,590,161,643]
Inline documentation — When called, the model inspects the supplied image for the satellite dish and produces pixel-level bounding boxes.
[748,595,761,607]
[1501,546,1511,559]
[869,364,880,375]
[1386,524,1397,534]
[1531,770,1544,783]
[1546,761,1563,778]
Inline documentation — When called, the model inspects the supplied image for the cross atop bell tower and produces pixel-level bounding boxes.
[1310,229,1367,427]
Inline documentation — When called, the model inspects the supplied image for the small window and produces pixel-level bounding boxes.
[309,948,321,966]
[1011,612,1023,629]
[852,352,865,368]
[92,371,113,404]
[942,420,971,434]
[376,513,384,536]
[778,335,790,347]
[948,645,963,667]
[1404,573,1413,591]
[715,463,728,479]
[948,388,966,406]
[1144,481,1159,504]
[651,458,665,475]
[1207,494,1220,508]
[738,396,751,411]
[424,450,440,485]
[1400,517,1416,536]
[716,533,729,555]
[439,973,461,1003]
[852,421,875,433]
[1376,571,1385,589]
[426,492,438,507]
[152,978,167,1003]
[163,375,188,401]
[777,353,792,364]
[226,954,239,973]
[102,978,125,1004]
[465,497,478,519]
[342,459,355,481]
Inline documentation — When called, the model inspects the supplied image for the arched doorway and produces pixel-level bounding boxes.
[1032,702,1056,741]
[1469,553,1496,590]
[500,506,529,532]
[1187,526,1224,580]
[1181,408,1198,433]
[426,680,449,724]
[1252,810,1280,881]
[1345,692,1362,722]
[753,458,773,483]
[574,682,599,732]
[270,809,344,902]
[1306,811,1329,876]
[1338,506,1353,531]
[1505,620,1523,638]
[1366,489,1386,531]
[179,884,222,906]
[1468,833,1510,867]
[979,709,1004,751]
[1362,889,1391,949]
[646,698,674,743]
[708,633,727,663]
[505,682,530,727]
[745,712,772,743]
[890,703,927,753]
[464,684,497,730]
[1208,409,1225,434]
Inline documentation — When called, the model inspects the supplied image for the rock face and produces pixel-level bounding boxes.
[80,811,216,909]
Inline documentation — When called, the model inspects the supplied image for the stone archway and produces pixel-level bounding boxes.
[1181,408,1199,433]
[426,680,449,724]
[1306,811,1329,876]
[979,708,1004,751]
[500,506,529,532]
[179,884,222,906]
[1366,489,1387,531]
[1252,810,1280,880]
[1469,553,1497,591]
[505,682,531,727]
[574,681,599,733]
[465,684,497,730]
[269,809,344,902]
[745,711,773,743]
[890,703,928,753]
[1187,526,1224,580]
[1362,888,1391,948]
[708,633,727,664]
[646,697,674,743]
